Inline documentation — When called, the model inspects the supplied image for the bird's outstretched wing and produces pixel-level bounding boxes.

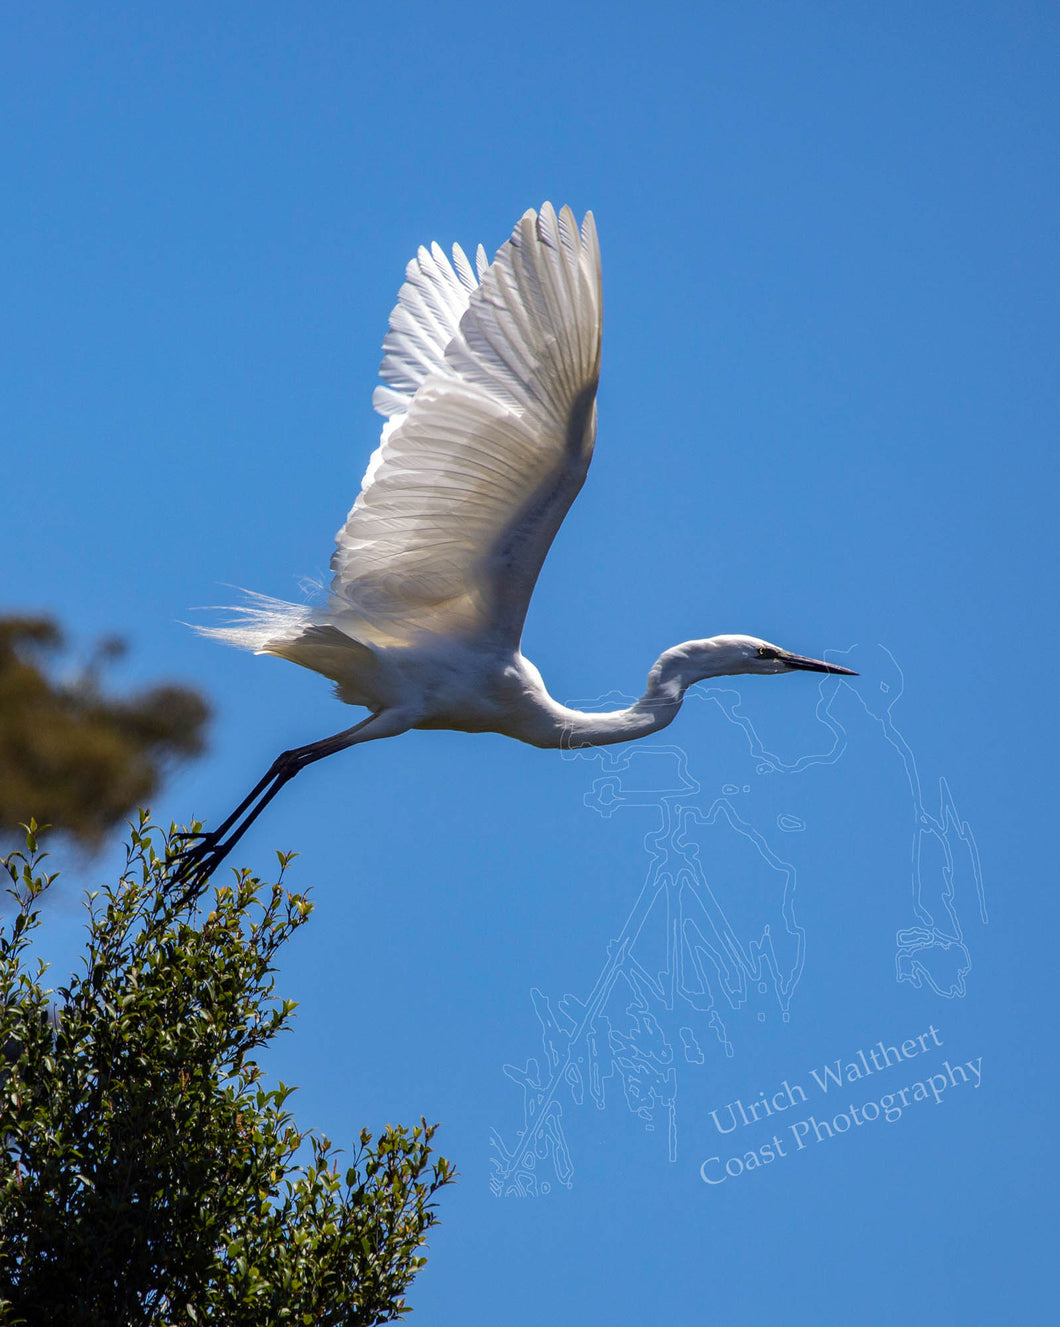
[330,203,602,650]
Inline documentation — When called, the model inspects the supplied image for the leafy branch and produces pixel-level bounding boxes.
[0,815,453,1326]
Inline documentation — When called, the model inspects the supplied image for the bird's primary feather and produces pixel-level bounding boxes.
[330,203,602,649]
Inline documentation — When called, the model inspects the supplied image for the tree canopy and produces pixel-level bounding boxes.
[0,818,453,1325]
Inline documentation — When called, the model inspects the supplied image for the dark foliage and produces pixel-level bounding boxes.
[0,616,209,848]
[0,818,453,1325]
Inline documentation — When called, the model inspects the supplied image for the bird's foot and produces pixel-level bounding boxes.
[165,829,231,899]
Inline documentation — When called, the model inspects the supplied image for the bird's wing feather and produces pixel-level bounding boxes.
[330,204,602,649]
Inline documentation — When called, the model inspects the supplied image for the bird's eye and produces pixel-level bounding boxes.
[757,646,770,659]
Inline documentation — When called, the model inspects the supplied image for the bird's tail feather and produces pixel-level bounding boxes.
[192,590,314,654]
[192,591,380,706]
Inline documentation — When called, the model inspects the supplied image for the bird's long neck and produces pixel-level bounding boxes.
[514,641,725,750]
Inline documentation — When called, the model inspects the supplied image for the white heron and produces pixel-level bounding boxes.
[173,203,854,883]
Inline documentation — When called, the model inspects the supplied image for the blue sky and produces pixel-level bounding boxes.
[3,3,1057,1323]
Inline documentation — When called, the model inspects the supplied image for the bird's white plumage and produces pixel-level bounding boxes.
[370,238,484,419]
[180,203,855,882]
[329,203,602,649]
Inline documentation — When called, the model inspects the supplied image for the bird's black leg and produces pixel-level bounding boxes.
[168,712,381,898]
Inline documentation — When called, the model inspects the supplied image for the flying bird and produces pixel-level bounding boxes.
[173,203,854,884]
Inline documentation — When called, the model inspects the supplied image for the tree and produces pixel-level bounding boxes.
[0,616,210,849]
[0,817,453,1325]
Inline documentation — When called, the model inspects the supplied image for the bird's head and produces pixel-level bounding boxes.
[689,635,859,679]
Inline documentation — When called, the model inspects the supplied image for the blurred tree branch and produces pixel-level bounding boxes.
[0,615,210,848]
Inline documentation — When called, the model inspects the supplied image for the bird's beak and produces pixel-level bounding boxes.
[782,652,858,676]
